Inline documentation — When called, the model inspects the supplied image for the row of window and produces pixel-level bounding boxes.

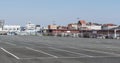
[3,28,20,30]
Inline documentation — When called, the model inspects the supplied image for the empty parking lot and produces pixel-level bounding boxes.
[0,36,120,63]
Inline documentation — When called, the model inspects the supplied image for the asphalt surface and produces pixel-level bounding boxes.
[0,35,120,63]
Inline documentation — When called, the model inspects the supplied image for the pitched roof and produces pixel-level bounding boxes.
[78,20,86,25]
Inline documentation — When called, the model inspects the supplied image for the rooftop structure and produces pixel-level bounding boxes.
[77,20,102,30]
[48,24,57,29]
[102,24,118,30]
[68,23,78,30]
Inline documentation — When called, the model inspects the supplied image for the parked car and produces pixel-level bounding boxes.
[96,35,105,39]
[105,36,113,39]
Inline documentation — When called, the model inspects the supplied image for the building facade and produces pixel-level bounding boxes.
[48,24,57,29]
[2,25,21,35]
[68,23,78,30]
[3,25,21,32]
[102,24,118,30]
[0,20,5,31]
[78,20,102,30]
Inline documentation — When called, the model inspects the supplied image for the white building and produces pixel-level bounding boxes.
[35,25,41,32]
[3,25,21,32]
[26,23,36,30]
[2,25,21,35]
[25,23,41,35]
[0,20,5,31]
[102,24,118,30]
[86,25,102,30]
[25,23,36,35]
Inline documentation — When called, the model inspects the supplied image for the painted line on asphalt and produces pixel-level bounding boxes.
[70,47,120,57]
[20,57,57,60]
[82,48,120,56]
[25,42,94,57]
[48,47,93,57]
[20,56,90,60]
[29,43,94,57]
[20,56,120,60]
[0,47,20,59]
[4,42,17,46]
[26,47,58,58]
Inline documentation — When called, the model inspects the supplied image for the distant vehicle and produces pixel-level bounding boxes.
[116,36,120,39]
[96,34,105,39]
[7,32,17,35]
[105,35,113,39]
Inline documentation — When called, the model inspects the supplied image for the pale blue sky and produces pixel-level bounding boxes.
[0,0,120,26]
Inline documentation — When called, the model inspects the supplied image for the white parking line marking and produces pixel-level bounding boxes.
[20,56,89,60]
[0,47,20,59]
[26,47,58,58]
[70,47,120,57]
[48,47,93,57]
[82,48,120,56]
[20,57,57,60]
[33,43,94,57]
[20,56,120,60]
[28,42,94,57]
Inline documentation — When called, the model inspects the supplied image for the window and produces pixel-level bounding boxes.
[17,28,19,30]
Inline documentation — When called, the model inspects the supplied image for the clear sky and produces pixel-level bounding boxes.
[0,0,120,26]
